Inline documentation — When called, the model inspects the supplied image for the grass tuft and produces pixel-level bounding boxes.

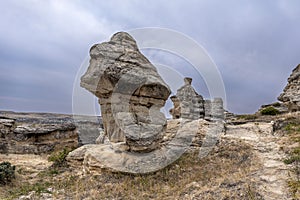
[260,106,280,115]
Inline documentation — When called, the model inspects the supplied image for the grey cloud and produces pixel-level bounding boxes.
[0,0,299,114]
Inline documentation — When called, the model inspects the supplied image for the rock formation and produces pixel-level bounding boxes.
[169,77,224,121]
[169,77,205,120]
[204,98,224,120]
[66,32,228,174]
[0,115,78,154]
[68,32,219,174]
[278,64,300,112]
[80,32,171,152]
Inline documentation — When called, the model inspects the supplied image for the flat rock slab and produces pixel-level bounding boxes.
[67,119,223,174]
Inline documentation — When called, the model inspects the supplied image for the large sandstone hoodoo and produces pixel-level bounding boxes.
[278,64,300,112]
[80,32,171,152]
[68,32,224,174]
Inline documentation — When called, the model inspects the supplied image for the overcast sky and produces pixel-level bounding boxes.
[0,0,299,114]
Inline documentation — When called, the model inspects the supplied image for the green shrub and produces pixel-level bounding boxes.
[260,106,280,116]
[284,155,300,165]
[285,123,300,134]
[0,161,16,184]
[48,148,72,168]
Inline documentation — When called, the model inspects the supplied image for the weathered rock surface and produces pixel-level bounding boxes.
[204,98,224,120]
[0,117,78,154]
[170,77,204,120]
[81,32,171,152]
[0,111,103,146]
[163,119,223,150]
[67,119,224,174]
[169,77,224,121]
[0,112,81,154]
[278,64,300,112]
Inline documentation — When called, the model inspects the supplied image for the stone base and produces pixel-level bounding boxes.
[67,119,225,174]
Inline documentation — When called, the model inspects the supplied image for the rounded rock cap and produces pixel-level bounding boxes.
[184,77,193,85]
[110,32,138,50]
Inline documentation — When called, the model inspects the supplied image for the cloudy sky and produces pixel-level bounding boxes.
[0,0,299,114]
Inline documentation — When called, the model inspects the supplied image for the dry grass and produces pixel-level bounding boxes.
[281,114,300,199]
[0,138,263,200]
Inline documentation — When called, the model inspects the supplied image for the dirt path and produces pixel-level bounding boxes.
[224,122,291,200]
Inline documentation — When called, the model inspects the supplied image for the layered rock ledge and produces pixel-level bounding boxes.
[0,114,78,154]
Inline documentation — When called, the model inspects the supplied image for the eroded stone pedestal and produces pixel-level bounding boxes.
[80,32,171,152]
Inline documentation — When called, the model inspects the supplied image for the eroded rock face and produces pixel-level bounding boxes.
[169,77,204,120]
[0,116,78,154]
[169,77,224,121]
[81,32,171,152]
[204,98,224,120]
[278,64,300,112]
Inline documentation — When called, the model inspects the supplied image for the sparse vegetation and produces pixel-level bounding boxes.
[282,116,300,199]
[288,180,300,199]
[48,147,73,168]
[8,182,52,199]
[260,106,280,115]
[284,147,300,165]
[0,140,263,199]
[0,162,15,185]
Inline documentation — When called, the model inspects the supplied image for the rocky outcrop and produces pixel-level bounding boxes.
[0,111,103,147]
[169,78,204,120]
[80,32,171,152]
[204,98,224,120]
[169,77,224,121]
[0,114,78,154]
[278,64,300,112]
